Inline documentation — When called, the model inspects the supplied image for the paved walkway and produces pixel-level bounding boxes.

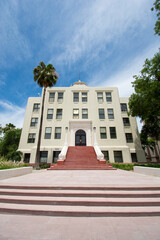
[0,169,160,240]
[0,169,160,187]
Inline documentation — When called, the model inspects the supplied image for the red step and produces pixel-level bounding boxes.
[48,147,116,170]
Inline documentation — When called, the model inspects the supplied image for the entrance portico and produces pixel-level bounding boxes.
[69,121,92,146]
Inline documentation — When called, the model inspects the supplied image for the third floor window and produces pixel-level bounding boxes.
[73,92,79,102]
[49,92,55,102]
[82,92,87,102]
[97,92,103,103]
[107,108,114,119]
[33,103,40,112]
[57,92,63,102]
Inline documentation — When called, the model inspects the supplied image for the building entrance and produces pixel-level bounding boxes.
[75,129,86,146]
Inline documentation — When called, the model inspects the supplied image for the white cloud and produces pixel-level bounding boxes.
[51,0,153,66]
[0,100,26,128]
[88,42,160,97]
[0,1,31,67]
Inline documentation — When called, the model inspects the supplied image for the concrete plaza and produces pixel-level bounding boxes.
[0,169,160,240]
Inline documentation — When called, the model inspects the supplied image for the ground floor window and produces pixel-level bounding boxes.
[40,151,48,163]
[131,153,137,162]
[114,151,123,163]
[102,151,109,161]
[53,151,61,163]
[24,153,30,163]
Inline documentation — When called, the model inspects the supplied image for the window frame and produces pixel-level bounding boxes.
[45,127,52,139]
[73,109,79,119]
[28,133,36,143]
[33,103,40,112]
[56,109,62,119]
[107,108,114,119]
[114,151,123,163]
[47,109,53,119]
[100,127,107,139]
[82,92,87,102]
[121,103,128,112]
[110,127,117,139]
[106,92,112,102]
[99,108,105,119]
[73,92,79,102]
[55,127,61,139]
[97,92,103,103]
[49,92,55,102]
[82,108,88,119]
[57,92,63,103]
[123,117,130,126]
[125,133,133,143]
[30,118,38,127]
[40,151,48,163]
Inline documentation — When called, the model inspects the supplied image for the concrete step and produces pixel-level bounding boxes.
[0,203,160,217]
[1,185,160,191]
[1,189,160,197]
[0,195,160,206]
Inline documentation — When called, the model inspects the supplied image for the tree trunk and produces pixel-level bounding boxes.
[34,87,46,168]
[146,146,151,163]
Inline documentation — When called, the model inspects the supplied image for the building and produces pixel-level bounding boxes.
[18,80,146,164]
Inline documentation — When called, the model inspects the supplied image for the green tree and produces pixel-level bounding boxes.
[33,61,58,168]
[151,0,160,35]
[2,123,15,133]
[0,128,22,161]
[128,51,160,159]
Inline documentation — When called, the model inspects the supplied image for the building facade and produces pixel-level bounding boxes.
[18,81,146,164]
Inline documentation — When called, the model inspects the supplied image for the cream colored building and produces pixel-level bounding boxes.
[18,81,146,164]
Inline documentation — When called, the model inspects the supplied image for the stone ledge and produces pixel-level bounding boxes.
[0,167,33,180]
[134,166,160,177]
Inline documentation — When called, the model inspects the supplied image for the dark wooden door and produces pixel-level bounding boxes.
[75,130,86,146]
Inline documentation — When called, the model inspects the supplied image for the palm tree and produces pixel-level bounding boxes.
[33,61,58,168]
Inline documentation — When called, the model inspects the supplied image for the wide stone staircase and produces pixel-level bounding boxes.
[49,146,114,170]
[0,185,160,217]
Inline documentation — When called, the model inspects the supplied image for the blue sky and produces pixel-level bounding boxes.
[0,0,159,129]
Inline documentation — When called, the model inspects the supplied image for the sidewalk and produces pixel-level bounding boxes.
[0,169,160,240]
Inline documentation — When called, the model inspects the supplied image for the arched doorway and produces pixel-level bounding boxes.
[75,129,86,146]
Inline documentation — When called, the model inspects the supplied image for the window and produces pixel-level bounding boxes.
[33,103,40,112]
[110,127,117,139]
[24,153,30,163]
[97,92,103,102]
[40,151,48,163]
[121,103,127,112]
[107,108,114,119]
[49,92,55,102]
[56,109,62,119]
[82,109,88,119]
[73,92,79,102]
[28,133,36,143]
[73,109,79,119]
[55,127,61,139]
[114,151,123,163]
[45,127,52,139]
[123,118,130,126]
[126,133,133,143]
[53,151,61,163]
[82,92,87,102]
[47,109,53,119]
[102,151,109,161]
[131,153,137,162]
[100,127,107,139]
[58,92,63,102]
[106,92,112,102]
[99,109,105,119]
[30,118,38,127]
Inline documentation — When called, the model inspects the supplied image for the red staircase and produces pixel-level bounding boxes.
[48,146,115,170]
